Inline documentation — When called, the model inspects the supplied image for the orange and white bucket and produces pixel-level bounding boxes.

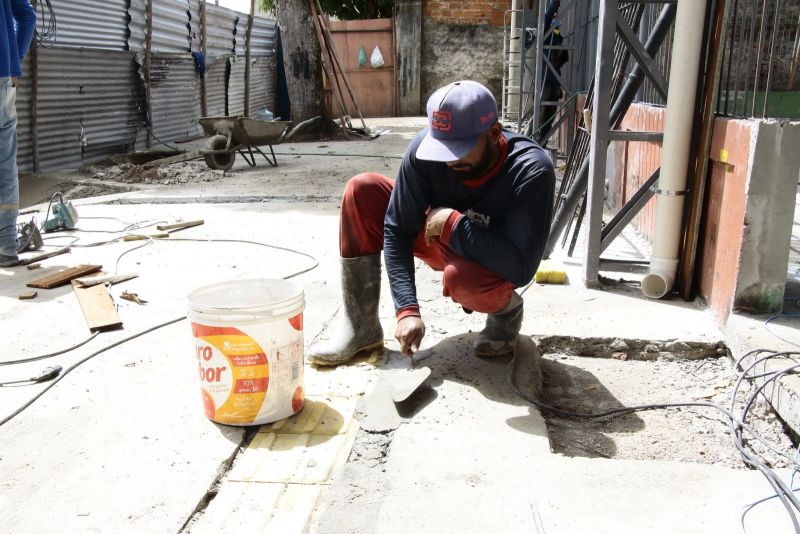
[187,279,305,426]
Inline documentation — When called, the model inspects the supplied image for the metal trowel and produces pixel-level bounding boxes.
[387,349,434,403]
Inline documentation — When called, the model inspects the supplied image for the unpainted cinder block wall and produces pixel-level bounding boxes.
[694,118,800,323]
[420,1,509,110]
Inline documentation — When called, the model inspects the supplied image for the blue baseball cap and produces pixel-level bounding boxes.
[416,80,499,163]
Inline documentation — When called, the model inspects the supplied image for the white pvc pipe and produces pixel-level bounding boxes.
[642,0,708,299]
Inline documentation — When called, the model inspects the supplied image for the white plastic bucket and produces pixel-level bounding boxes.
[187,279,305,426]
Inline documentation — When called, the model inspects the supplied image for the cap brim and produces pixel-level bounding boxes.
[415,133,482,163]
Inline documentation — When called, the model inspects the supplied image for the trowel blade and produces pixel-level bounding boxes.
[388,366,432,403]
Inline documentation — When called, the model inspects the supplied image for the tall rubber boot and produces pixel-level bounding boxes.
[474,292,523,357]
[306,254,384,366]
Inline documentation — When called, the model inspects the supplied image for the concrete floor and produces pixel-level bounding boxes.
[0,118,794,533]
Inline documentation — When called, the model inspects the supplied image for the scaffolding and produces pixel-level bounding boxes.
[501,0,593,156]
[536,0,681,286]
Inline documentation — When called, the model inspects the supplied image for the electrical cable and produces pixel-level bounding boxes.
[0,317,186,427]
[742,486,800,533]
[0,332,100,366]
[730,351,800,527]
[34,0,56,48]
[157,238,320,280]
[0,232,320,428]
[41,192,61,230]
[9,209,800,525]
[506,348,800,532]
[147,127,180,151]
[114,238,153,275]
[270,151,403,160]
[763,313,800,348]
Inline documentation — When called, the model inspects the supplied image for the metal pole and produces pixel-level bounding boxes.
[583,0,617,285]
[508,0,522,122]
[517,1,527,129]
[545,3,677,258]
[29,0,39,172]
[679,0,729,300]
[532,0,546,137]
[762,0,783,117]
[200,0,208,117]
[752,0,769,116]
[244,0,255,117]
[145,0,153,148]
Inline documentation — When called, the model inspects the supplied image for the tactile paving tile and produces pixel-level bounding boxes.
[226,432,353,484]
[259,396,357,436]
[189,481,321,534]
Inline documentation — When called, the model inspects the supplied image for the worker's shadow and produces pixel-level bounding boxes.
[387,333,644,459]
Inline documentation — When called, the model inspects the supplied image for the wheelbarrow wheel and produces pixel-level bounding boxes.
[204,135,235,171]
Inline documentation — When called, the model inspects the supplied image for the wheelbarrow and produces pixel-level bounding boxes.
[198,116,292,171]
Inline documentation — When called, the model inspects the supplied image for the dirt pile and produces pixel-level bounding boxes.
[85,161,226,185]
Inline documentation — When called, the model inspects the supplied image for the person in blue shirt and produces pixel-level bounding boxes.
[307,80,555,366]
[0,0,36,267]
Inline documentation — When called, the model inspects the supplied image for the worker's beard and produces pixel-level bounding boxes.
[447,145,496,182]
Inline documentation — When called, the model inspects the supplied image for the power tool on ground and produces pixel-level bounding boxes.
[43,192,79,233]
[17,217,43,253]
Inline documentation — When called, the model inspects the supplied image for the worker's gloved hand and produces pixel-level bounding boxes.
[11,77,17,88]
[424,207,454,245]
[395,315,425,356]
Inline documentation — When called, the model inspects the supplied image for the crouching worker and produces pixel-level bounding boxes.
[307,80,555,365]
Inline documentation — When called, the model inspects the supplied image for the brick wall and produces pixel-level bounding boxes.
[423,1,509,26]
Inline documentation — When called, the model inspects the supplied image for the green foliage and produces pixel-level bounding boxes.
[256,0,276,15]
[257,0,394,20]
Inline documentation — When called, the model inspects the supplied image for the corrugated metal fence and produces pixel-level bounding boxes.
[17,0,277,173]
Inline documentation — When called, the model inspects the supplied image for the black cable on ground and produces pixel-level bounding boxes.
[0,332,100,366]
[0,233,320,428]
[0,317,186,427]
[506,348,800,532]
[271,151,403,159]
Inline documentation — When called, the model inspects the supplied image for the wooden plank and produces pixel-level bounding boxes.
[18,247,69,266]
[316,3,369,134]
[27,265,102,289]
[123,233,169,241]
[74,273,138,288]
[72,281,123,332]
[19,291,37,300]
[156,220,204,231]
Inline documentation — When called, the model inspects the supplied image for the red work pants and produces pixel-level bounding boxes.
[339,172,513,314]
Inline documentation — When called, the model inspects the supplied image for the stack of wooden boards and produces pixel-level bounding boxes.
[16,219,205,333]
[24,264,124,332]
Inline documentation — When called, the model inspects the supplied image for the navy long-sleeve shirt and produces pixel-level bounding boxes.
[384,129,555,315]
[0,0,35,78]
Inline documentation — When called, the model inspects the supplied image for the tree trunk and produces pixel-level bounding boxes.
[277,0,328,127]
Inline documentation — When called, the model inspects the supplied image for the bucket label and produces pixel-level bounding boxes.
[190,313,304,426]
[192,324,270,424]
